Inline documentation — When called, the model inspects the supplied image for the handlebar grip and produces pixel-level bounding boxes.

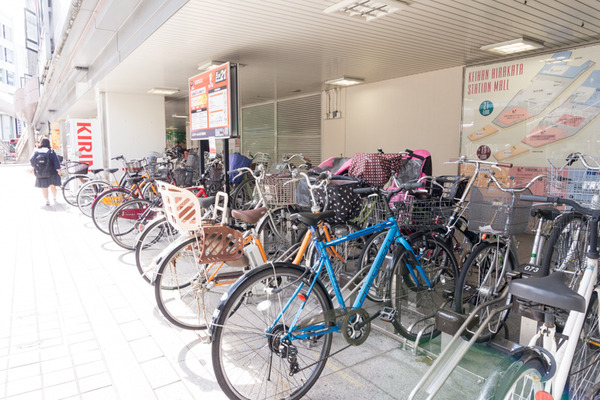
[497,162,513,168]
[520,194,549,203]
[354,187,379,195]
[318,171,330,181]
[111,155,124,160]
[402,182,425,190]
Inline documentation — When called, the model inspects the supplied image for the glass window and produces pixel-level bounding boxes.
[6,71,14,86]
[4,48,13,64]
[0,68,4,84]
[3,25,12,41]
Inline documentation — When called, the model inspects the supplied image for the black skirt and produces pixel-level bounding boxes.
[35,173,61,188]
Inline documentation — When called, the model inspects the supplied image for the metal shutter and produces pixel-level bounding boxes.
[276,94,321,164]
[241,103,275,158]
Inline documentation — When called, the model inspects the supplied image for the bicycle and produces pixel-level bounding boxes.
[209,181,459,400]
[477,193,600,400]
[60,160,105,206]
[453,171,546,341]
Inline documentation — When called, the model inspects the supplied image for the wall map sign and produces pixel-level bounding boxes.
[189,63,231,140]
[461,44,600,192]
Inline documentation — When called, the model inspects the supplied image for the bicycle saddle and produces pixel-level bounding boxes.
[198,196,215,209]
[90,168,104,174]
[231,207,267,225]
[531,206,560,220]
[290,211,336,227]
[104,168,119,174]
[509,271,586,313]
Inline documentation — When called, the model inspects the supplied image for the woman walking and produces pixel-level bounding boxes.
[30,138,61,206]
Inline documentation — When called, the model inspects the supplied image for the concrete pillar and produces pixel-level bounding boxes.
[101,92,166,168]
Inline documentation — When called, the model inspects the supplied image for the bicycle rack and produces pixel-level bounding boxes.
[408,288,512,400]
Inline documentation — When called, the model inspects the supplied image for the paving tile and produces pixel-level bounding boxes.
[42,367,77,387]
[129,337,163,363]
[119,320,150,342]
[5,389,44,400]
[67,330,96,344]
[154,380,195,400]
[5,375,43,397]
[41,356,73,374]
[78,372,112,393]
[8,350,40,368]
[140,356,180,389]
[42,380,79,400]
[111,307,138,324]
[68,339,98,354]
[71,349,103,366]
[75,360,106,379]
[6,362,40,381]
[104,294,128,310]
[80,385,118,400]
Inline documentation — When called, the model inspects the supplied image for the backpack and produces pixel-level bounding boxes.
[34,151,54,178]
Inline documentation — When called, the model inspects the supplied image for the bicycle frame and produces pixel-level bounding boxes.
[269,216,429,341]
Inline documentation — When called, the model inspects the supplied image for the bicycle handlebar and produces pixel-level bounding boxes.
[488,173,546,193]
[520,194,600,217]
[446,156,512,169]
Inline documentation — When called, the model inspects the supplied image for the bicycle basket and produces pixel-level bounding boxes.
[196,225,244,264]
[468,186,532,235]
[125,159,145,174]
[263,174,297,206]
[548,155,600,206]
[394,195,453,229]
[173,167,195,187]
[66,162,89,175]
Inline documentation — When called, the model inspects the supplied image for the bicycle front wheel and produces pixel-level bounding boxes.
[455,241,515,342]
[230,177,256,210]
[108,199,156,250]
[62,174,91,206]
[482,357,547,400]
[154,236,245,330]
[91,188,132,234]
[211,263,333,400]
[135,216,178,284]
[387,234,458,342]
[76,180,110,217]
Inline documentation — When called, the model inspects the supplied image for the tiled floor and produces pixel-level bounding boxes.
[0,163,489,399]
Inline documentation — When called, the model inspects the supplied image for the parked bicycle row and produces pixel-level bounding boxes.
[60,147,600,400]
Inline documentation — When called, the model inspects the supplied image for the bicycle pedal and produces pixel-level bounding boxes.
[379,307,397,323]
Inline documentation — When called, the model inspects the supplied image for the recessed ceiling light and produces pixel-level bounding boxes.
[147,88,180,95]
[480,37,544,55]
[325,76,365,86]
[324,0,408,22]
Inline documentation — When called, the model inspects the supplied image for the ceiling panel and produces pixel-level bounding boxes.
[90,0,600,126]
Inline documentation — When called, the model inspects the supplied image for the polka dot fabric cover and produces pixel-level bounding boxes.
[348,153,407,187]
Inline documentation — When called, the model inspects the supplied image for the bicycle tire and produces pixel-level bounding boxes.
[230,177,256,210]
[211,262,333,400]
[62,174,91,206]
[154,235,245,330]
[584,380,600,400]
[387,234,458,342]
[134,216,177,284]
[454,241,516,342]
[256,207,296,259]
[76,180,110,217]
[91,188,133,234]
[566,292,600,399]
[108,199,156,250]
[482,356,548,400]
[541,212,588,289]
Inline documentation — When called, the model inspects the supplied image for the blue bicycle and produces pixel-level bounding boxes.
[210,183,459,400]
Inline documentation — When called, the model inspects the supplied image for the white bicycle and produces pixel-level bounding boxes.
[478,193,600,400]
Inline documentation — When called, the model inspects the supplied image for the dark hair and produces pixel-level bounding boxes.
[40,138,51,148]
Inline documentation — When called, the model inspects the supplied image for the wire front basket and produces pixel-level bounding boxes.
[66,161,89,175]
[262,174,297,206]
[548,155,600,206]
[468,186,532,235]
[394,195,453,229]
[125,159,146,175]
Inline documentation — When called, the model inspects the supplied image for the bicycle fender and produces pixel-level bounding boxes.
[209,262,334,341]
[499,345,556,382]
[148,231,198,284]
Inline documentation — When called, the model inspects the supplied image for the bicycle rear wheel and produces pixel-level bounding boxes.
[387,234,458,342]
[230,177,256,210]
[135,216,177,284]
[154,235,245,330]
[211,263,333,400]
[62,174,90,206]
[257,208,296,259]
[77,180,110,217]
[483,357,547,400]
[108,199,156,250]
[91,188,132,234]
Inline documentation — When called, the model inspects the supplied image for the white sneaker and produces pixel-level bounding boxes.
[45,200,50,206]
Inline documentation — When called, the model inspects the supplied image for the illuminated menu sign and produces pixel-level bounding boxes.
[189,62,231,139]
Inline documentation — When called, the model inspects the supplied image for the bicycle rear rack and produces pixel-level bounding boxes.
[408,287,511,400]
